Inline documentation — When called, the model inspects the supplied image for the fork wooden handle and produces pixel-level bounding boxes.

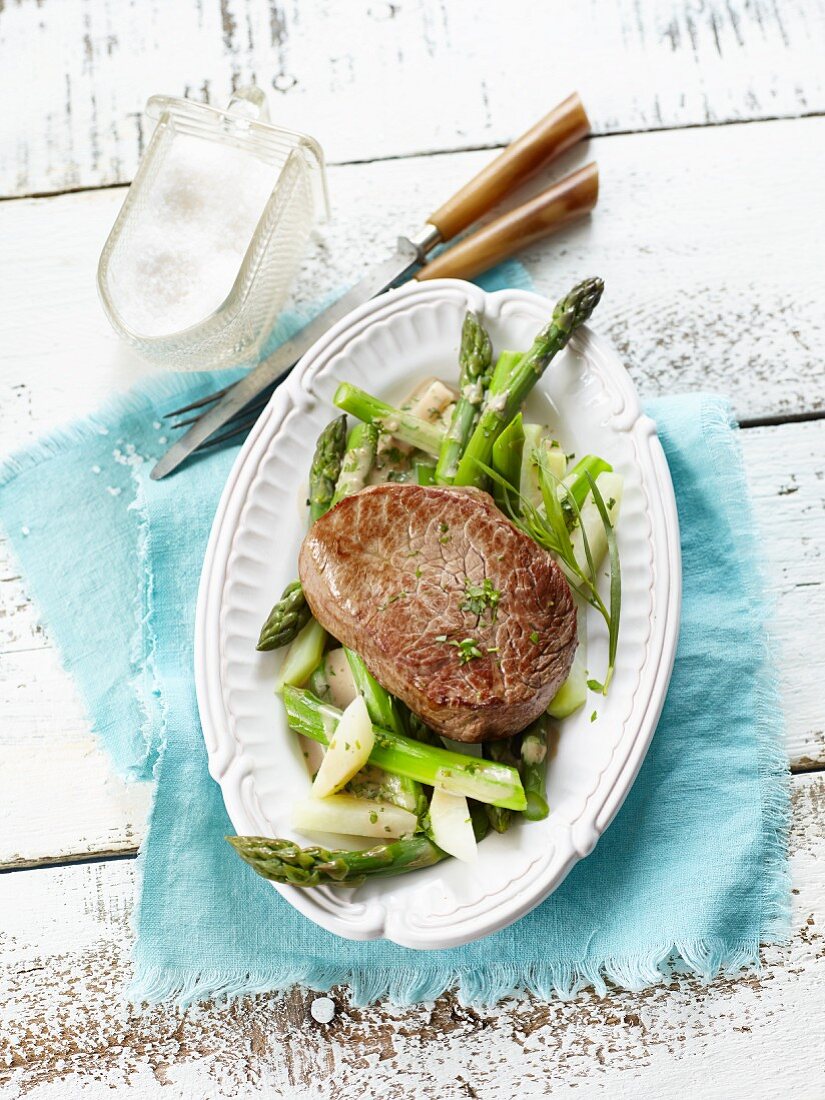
[427,93,590,242]
[417,162,598,283]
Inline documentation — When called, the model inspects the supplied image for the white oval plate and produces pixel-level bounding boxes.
[195,279,681,950]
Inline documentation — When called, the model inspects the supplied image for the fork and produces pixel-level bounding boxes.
[162,159,599,451]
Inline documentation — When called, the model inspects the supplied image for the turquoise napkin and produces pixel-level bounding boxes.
[0,268,789,1006]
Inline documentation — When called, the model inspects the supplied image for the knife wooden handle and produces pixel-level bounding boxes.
[417,162,598,283]
[427,93,590,242]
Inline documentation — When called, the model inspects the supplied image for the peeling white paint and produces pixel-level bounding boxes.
[0,0,823,196]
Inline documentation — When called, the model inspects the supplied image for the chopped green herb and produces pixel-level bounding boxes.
[529,630,540,645]
[378,591,408,611]
[369,810,378,824]
[587,678,605,694]
[607,497,617,510]
[460,577,501,623]
[590,710,598,723]
[450,637,484,664]
[478,458,621,693]
[415,566,423,579]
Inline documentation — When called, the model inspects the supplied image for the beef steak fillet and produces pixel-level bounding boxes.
[298,483,577,743]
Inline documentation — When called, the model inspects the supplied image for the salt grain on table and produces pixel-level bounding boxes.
[309,996,336,1024]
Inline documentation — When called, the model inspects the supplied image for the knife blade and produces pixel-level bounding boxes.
[151,93,592,479]
[150,229,438,480]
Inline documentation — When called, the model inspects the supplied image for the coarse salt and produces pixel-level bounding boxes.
[106,134,277,338]
[309,996,335,1024]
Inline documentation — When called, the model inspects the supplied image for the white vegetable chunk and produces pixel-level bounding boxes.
[403,377,457,423]
[570,471,624,578]
[383,377,458,456]
[292,794,417,839]
[520,424,547,509]
[323,647,359,709]
[311,695,374,798]
[521,428,566,509]
[428,788,478,863]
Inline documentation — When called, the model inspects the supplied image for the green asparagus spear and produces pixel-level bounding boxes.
[454,278,604,488]
[347,764,420,814]
[434,311,493,483]
[467,799,491,843]
[257,580,311,651]
[491,412,524,514]
[283,686,527,810]
[344,648,426,816]
[345,649,405,736]
[333,383,445,457]
[488,349,525,393]
[228,834,448,887]
[258,418,350,652]
[520,715,551,821]
[482,738,521,833]
[331,422,379,506]
[309,414,348,522]
[562,454,612,515]
[414,461,436,486]
[402,706,443,746]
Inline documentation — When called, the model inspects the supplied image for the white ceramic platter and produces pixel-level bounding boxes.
[195,279,682,950]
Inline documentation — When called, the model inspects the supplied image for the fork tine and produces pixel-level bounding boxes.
[169,385,274,433]
[163,385,232,419]
[168,412,204,431]
[198,414,260,450]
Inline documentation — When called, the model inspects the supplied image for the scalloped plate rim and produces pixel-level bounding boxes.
[194,278,682,950]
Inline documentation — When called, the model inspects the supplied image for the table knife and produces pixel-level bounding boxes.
[152,94,593,479]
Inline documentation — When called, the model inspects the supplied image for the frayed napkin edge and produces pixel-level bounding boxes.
[696,395,792,948]
[0,370,244,783]
[123,394,792,1011]
[126,935,781,1011]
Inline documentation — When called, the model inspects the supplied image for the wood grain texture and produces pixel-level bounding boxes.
[1,120,823,869]
[1,117,823,443]
[1,0,824,197]
[1,772,822,1099]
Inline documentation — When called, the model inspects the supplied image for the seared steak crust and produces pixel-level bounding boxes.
[298,483,577,743]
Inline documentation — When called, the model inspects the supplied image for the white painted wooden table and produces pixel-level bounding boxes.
[1,3,824,1096]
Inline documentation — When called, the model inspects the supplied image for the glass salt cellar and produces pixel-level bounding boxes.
[97,87,327,370]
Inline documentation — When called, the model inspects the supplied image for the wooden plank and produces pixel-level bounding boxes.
[743,421,825,774]
[1,117,824,445]
[0,772,821,1098]
[1,0,824,197]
